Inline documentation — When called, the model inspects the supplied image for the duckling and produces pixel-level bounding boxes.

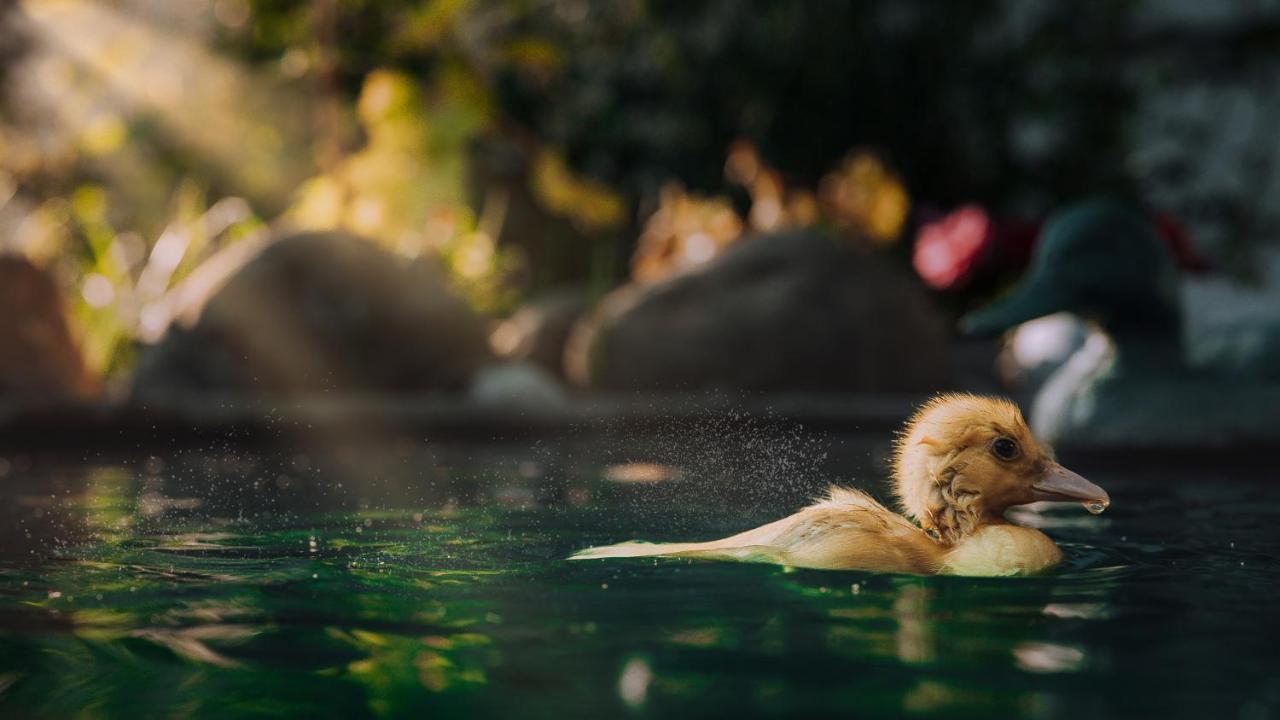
[570,394,1108,576]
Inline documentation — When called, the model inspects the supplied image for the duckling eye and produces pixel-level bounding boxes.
[991,437,1020,461]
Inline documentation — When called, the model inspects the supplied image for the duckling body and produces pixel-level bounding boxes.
[573,488,1064,576]
[571,395,1107,576]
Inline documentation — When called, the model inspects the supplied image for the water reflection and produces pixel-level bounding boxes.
[1012,642,1086,674]
[617,656,654,709]
[892,584,934,664]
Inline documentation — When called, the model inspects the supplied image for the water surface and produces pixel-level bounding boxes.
[0,432,1277,718]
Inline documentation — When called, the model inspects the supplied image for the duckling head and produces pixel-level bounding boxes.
[893,394,1109,545]
[960,198,1182,338]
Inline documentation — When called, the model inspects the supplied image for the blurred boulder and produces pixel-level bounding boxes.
[131,231,491,400]
[488,289,587,379]
[0,256,98,402]
[566,230,950,392]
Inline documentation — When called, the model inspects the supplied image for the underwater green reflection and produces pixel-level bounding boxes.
[0,505,543,718]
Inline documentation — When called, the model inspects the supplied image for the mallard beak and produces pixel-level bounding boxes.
[959,283,1068,337]
[1032,463,1110,514]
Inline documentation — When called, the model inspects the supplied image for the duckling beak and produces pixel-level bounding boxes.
[1032,463,1110,514]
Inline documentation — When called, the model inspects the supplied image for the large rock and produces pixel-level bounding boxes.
[566,230,950,392]
[0,256,98,402]
[131,231,491,399]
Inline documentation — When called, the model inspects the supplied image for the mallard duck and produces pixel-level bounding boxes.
[961,198,1280,446]
[570,394,1108,576]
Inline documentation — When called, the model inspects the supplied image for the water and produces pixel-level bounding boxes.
[1,432,1278,719]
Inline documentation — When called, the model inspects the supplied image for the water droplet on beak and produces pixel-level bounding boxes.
[1085,501,1108,515]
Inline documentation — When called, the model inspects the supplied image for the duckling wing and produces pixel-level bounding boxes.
[568,510,806,563]
[569,487,942,573]
[763,487,942,573]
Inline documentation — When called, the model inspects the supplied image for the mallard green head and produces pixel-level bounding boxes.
[960,198,1182,337]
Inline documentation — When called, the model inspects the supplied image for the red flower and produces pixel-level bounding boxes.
[913,205,992,290]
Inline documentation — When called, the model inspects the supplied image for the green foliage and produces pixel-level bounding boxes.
[226,1,1136,210]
